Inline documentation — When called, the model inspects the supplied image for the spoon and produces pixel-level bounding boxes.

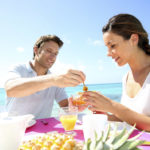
[83,82,88,92]
[41,120,48,125]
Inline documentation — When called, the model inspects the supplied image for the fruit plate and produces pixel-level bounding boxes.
[20,132,83,150]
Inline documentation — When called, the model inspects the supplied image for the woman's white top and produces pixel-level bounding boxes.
[121,72,150,116]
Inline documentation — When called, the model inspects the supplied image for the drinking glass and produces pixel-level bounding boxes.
[71,92,86,106]
[82,114,108,141]
[59,106,78,135]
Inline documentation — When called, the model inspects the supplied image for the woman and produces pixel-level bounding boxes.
[84,14,150,131]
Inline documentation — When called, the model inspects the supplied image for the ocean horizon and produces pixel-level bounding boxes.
[0,82,122,116]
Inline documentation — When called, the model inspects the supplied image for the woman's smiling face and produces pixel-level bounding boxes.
[103,31,133,66]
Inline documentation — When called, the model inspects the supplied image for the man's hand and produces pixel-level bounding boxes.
[53,69,86,87]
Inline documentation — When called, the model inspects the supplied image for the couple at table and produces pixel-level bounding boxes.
[4,13,150,132]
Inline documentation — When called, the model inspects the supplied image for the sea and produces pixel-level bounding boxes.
[0,83,122,116]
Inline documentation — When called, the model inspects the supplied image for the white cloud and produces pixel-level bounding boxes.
[88,38,104,47]
[93,40,104,46]
[16,47,24,52]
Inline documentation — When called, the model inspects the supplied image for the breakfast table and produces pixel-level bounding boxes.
[25,117,150,150]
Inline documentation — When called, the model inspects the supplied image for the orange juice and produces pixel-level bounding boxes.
[60,115,77,131]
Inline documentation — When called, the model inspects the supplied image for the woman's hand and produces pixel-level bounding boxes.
[83,91,113,113]
[68,96,88,112]
[93,110,107,115]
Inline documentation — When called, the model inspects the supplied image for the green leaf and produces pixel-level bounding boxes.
[95,131,104,148]
[113,124,136,149]
[90,141,97,150]
[83,138,91,150]
[103,123,111,142]
[103,143,113,150]
[94,130,98,140]
[112,128,126,145]
[130,147,142,150]
[128,140,145,149]
[95,141,104,150]
[118,140,145,150]
[107,123,118,144]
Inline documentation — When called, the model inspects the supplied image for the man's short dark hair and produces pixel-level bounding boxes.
[33,35,63,58]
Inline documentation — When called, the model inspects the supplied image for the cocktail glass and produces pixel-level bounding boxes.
[59,106,78,136]
[71,92,86,106]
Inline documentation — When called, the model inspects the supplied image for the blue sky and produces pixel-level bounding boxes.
[0,0,150,86]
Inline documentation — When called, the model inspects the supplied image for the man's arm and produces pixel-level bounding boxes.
[5,69,86,98]
[58,99,68,107]
[5,75,55,97]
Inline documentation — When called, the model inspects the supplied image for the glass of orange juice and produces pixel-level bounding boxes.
[59,106,78,135]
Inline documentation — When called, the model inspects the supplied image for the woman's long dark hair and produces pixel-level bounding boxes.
[102,14,150,55]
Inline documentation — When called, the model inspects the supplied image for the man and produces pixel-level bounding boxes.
[5,35,85,119]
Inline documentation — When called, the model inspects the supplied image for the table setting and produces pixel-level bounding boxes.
[1,88,150,150]
[1,109,150,150]
[20,88,150,150]
[23,113,150,150]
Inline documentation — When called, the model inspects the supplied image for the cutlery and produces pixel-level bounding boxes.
[83,82,88,92]
[41,120,48,125]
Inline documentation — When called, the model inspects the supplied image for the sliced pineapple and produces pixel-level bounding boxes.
[19,132,82,150]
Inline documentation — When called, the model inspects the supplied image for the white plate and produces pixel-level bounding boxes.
[27,119,36,128]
